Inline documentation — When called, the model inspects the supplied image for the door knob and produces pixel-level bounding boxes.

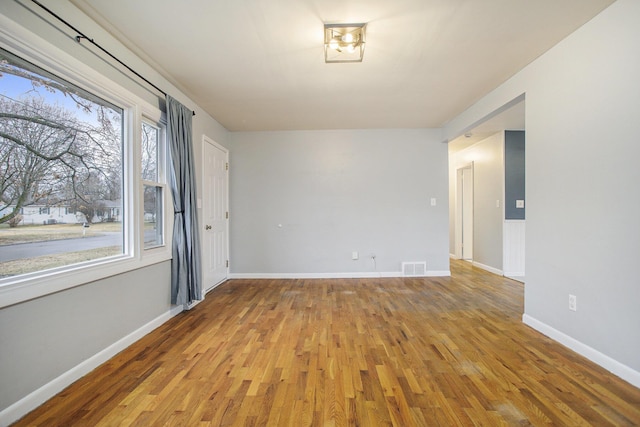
[205,225,212,230]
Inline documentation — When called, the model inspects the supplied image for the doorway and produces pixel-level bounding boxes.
[456,163,474,260]
[202,135,229,292]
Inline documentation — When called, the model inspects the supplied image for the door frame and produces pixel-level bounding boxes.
[201,134,229,293]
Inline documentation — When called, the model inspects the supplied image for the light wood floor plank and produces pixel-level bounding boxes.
[12,260,640,426]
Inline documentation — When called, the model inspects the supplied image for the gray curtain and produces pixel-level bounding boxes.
[166,95,201,306]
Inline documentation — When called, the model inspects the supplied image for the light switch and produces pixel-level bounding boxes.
[352,251,359,260]
[430,198,437,206]
[516,200,525,208]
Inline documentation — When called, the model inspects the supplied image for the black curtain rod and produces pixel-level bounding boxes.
[31,0,195,116]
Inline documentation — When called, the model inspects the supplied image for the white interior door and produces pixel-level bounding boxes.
[202,136,228,291]
[456,164,474,260]
[461,166,474,260]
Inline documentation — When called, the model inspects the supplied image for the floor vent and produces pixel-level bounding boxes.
[402,262,427,277]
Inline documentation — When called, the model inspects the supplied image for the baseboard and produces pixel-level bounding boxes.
[229,271,451,279]
[425,270,451,277]
[472,261,503,276]
[0,305,184,427]
[230,272,391,279]
[503,271,525,277]
[523,314,640,389]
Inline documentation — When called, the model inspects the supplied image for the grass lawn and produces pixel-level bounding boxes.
[0,246,122,277]
[0,222,122,245]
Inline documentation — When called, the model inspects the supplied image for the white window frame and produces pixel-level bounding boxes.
[0,17,172,309]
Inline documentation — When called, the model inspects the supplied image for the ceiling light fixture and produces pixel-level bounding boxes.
[324,23,366,63]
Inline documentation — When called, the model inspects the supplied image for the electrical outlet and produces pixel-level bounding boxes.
[569,294,577,311]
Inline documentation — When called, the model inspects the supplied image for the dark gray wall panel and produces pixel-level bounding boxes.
[505,131,525,219]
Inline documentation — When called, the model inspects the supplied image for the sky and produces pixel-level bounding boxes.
[0,72,108,124]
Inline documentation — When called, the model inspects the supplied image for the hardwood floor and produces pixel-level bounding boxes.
[14,260,640,426]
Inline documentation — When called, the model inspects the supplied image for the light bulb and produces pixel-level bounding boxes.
[329,39,339,50]
[346,43,355,53]
[342,33,354,43]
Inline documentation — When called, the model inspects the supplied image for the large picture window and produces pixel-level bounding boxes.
[0,47,124,278]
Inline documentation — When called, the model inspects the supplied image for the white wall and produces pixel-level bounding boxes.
[445,0,640,386]
[230,129,450,276]
[449,132,504,272]
[0,1,230,421]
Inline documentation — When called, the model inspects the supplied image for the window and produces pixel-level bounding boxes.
[141,121,165,249]
[0,47,124,278]
[0,32,172,308]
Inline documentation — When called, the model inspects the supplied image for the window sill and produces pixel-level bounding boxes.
[0,251,171,309]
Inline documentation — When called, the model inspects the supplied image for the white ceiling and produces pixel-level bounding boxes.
[71,0,614,132]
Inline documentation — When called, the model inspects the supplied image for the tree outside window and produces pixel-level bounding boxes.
[0,48,124,278]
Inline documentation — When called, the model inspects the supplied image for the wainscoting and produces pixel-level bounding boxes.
[503,220,525,279]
